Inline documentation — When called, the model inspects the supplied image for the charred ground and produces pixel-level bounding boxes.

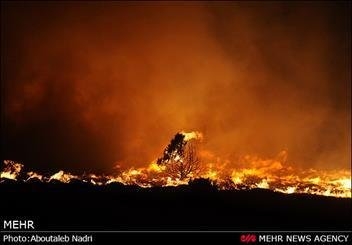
[1,178,350,231]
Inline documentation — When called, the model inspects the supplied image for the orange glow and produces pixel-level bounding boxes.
[1,132,350,198]
[3,3,350,175]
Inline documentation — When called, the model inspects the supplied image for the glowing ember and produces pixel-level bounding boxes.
[26,171,43,181]
[0,132,350,198]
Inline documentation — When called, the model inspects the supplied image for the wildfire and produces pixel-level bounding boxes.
[1,132,351,198]
[0,160,23,180]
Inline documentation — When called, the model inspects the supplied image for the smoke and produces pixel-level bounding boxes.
[1,2,350,173]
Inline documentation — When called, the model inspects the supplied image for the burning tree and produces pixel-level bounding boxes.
[157,132,201,180]
[165,141,201,180]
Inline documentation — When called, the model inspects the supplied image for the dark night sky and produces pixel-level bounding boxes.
[1,1,351,174]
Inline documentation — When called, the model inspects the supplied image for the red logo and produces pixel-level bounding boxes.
[240,234,257,243]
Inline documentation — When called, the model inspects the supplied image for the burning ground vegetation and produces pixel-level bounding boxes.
[1,131,351,198]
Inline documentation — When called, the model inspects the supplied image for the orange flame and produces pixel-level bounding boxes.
[1,132,350,198]
[0,160,23,180]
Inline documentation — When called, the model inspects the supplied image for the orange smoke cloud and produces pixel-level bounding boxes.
[1,2,350,173]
